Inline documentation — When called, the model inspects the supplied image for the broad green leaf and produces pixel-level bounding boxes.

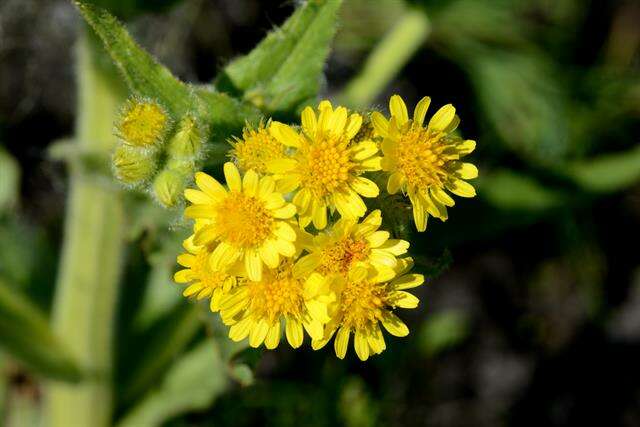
[76,2,261,143]
[478,169,565,211]
[76,1,196,118]
[0,148,19,215]
[0,279,81,382]
[215,0,343,114]
[121,304,201,404]
[419,310,470,357]
[117,340,228,427]
[565,145,640,193]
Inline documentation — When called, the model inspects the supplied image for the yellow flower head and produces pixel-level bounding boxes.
[294,209,409,277]
[229,121,286,174]
[183,162,297,281]
[116,98,169,147]
[173,233,238,312]
[267,100,382,230]
[372,95,478,232]
[312,258,424,361]
[219,260,334,349]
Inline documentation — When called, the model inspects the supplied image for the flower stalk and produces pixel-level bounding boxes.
[44,31,125,427]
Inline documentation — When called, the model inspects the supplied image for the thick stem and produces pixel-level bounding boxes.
[45,31,125,427]
[338,9,431,109]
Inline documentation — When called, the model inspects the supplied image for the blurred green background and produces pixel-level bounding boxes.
[1,0,640,426]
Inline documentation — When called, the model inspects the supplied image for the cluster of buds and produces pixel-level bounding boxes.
[113,98,205,207]
[172,95,478,361]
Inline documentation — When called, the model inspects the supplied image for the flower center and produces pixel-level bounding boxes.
[232,128,284,173]
[396,129,449,189]
[318,237,370,275]
[191,250,229,290]
[339,279,388,330]
[246,263,304,323]
[299,136,354,198]
[215,192,274,248]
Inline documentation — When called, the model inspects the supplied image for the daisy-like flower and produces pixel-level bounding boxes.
[267,101,382,230]
[312,258,424,361]
[184,162,297,281]
[173,232,238,312]
[219,260,334,349]
[229,121,286,174]
[294,209,409,277]
[372,95,478,231]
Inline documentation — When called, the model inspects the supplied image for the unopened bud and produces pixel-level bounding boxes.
[153,169,187,208]
[167,115,203,160]
[112,144,157,184]
[116,98,170,148]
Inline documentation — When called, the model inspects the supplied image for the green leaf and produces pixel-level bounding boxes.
[419,310,470,357]
[478,169,565,211]
[116,340,228,427]
[76,1,196,118]
[0,147,20,215]
[0,279,81,382]
[565,145,640,193]
[215,0,343,114]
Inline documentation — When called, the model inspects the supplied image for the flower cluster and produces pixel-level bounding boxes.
[175,96,477,360]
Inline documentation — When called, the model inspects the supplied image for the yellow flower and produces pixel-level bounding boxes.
[116,98,169,147]
[173,233,238,312]
[294,209,409,277]
[372,95,478,232]
[229,121,286,174]
[267,101,382,230]
[312,258,424,361]
[219,260,334,349]
[183,162,297,281]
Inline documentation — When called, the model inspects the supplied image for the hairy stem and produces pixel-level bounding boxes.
[338,8,431,109]
[44,30,125,427]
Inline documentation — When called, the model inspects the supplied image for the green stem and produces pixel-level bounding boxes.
[338,8,431,109]
[44,30,125,427]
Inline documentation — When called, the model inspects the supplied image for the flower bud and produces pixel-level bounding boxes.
[153,169,187,208]
[112,144,157,184]
[166,115,203,160]
[116,98,170,148]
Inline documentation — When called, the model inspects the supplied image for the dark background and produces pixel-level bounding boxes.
[1,0,640,426]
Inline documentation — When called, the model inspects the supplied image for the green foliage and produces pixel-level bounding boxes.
[418,310,470,357]
[215,0,343,115]
[478,169,565,211]
[566,145,640,193]
[0,279,81,382]
[0,148,19,215]
[117,340,228,427]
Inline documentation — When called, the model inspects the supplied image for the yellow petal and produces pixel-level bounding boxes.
[378,239,409,256]
[293,253,321,277]
[195,172,226,200]
[389,290,419,308]
[454,162,478,179]
[409,194,427,232]
[274,222,297,241]
[269,122,301,147]
[457,139,476,155]
[386,172,404,194]
[354,330,370,361]
[259,242,280,268]
[285,317,304,348]
[312,200,327,230]
[182,283,202,297]
[244,249,262,281]
[249,318,269,348]
[242,169,259,196]
[266,158,297,174]
[428,104,456,131]
[351,177,379,198]
[184,205,217,219]
[430,186,455,207]
[381,312,409,337]
[412,96,431,128]
[371,111,389,138]
[193,225,220,246]
[365,230,390,247]
[392,273,424,290]
[229,317,253,342]
[352,140,378,161]
[223,162,242,192]
[345,113,362,140]
[184,189,214,205]
[257,175,276,198]
[334,327,350,359]
[274,239,296,257]
[301,106,317,136]
[367,326,386,354]
[272,203,296,219]
[292,187,312,212]
[264,322,281,349]
[327,106,348,134]
[209,242,240,271]
[177,254,195,268]
[389,95,408,127]
[447,179,476,198]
